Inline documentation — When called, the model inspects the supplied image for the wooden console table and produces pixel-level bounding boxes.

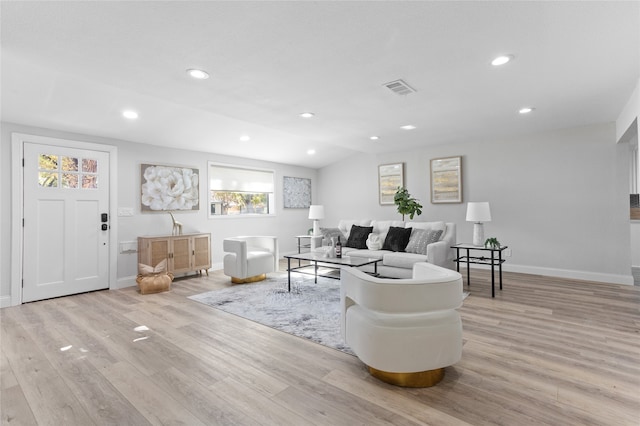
[451,243,507,298]
[138,233,211,275]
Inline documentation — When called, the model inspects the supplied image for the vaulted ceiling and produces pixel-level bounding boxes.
[2,1,638,168]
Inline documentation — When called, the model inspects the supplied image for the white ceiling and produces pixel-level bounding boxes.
[2,1,638,169]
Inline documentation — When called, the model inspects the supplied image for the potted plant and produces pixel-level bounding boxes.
[485,237,501,249]
[393,187,423,220]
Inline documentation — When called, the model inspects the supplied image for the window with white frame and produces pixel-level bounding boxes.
[208,162,275,217]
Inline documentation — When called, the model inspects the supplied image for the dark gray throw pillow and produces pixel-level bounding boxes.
[319,227,346,246]
[382,226,413,252]
[346,225,373,249]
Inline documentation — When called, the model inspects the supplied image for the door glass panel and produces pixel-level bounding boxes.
[62,157,78,172]
[38,155,99,189]
[82,175,98,189]
[39,172,58,187]
[62,174,79,188]
[38,154,58,170]
[83,159,98,173]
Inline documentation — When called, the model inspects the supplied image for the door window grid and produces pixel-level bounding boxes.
[38,154,98,189]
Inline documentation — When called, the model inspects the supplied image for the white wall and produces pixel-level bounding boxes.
[1,122,318,305]
[616,77,639,143]
[617,77,640,269]
[0,119,634,307]
[317,122,633,285]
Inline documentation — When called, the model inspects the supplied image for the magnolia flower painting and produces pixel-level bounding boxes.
[141,164,199,211]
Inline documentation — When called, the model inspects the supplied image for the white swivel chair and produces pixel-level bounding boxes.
[341,262,463,387]
[223,236,279,283]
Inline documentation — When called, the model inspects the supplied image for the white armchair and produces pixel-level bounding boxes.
[341,262,463,387]
[223,236,279,283]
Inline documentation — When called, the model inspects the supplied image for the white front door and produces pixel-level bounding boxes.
[22,142,110,302]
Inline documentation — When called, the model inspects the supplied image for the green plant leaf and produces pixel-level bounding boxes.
[394,187,423,221]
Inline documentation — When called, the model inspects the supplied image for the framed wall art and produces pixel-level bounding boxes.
[283,176,311,208]
[430,156,462,203]
[378,163,404,205]
[141,164,200,211]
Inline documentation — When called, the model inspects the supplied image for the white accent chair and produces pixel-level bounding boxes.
[341,262,463,387]
[223,236,279,283]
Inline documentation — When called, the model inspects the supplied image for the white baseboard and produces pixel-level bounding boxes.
[486,263,634,285]
[0,295,12,308]
[114,276,137,289]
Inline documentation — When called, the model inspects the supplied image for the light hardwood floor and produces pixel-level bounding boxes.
[2,263,639,425]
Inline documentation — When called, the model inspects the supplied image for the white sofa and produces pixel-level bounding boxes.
[311,219,456,278]
[341,262,463,387]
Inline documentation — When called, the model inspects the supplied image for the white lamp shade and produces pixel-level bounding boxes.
[466,202,491,222]
[308,205,325,220]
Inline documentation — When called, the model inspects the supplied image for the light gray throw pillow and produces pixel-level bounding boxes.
[405,229,443,255]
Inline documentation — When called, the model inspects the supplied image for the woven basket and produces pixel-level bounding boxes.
[136,271,174,294]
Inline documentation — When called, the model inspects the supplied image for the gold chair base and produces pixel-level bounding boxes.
[368,366,445,388]
[231,274,267,284]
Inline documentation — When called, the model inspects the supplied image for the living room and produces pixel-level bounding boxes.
[2,117,635,300]
[1,1,638,305]
[1,2,639,424]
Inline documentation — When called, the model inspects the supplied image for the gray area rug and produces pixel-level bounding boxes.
[188,274,354,354]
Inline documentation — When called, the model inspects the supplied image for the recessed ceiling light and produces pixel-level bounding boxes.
[519,107,535,114]
[370,136,380,140]
[401,125,416,130]
[300,112,315,118]
[491,55,514,66]
[186,68,209,79]
[239,135,250,142]
[307,149,316,155]
[122,110,138,120]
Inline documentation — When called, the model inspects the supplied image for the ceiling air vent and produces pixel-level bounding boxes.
[383,79,416,96]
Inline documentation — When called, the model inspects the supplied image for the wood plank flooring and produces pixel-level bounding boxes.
[2,263,639,425]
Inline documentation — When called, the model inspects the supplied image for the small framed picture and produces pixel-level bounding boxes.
[283,176,311,209]
[378,163,404,205]
[430,156,462,203]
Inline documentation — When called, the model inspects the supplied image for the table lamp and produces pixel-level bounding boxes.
[308,205,325,237]
[466,202,491,246]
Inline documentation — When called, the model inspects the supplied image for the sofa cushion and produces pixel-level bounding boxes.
[341,246,358,254]
[319,227,347,246]
[346,225,374,249]
[382,251,429,268]
[345,249,386,260]
[405,229,444,255]
[382,226,412,252]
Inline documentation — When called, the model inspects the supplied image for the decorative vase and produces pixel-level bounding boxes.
[326,237,336,257]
